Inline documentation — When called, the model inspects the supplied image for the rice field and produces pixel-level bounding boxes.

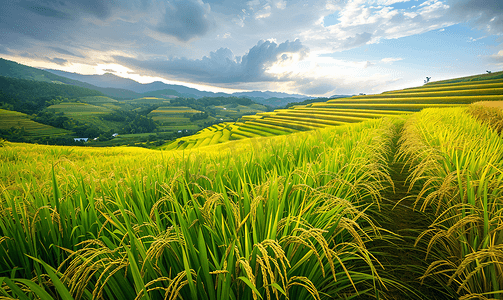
[1,71,503,299]
[396,106,503,299]
[0,108,71,137]
[164,74,503,151]
[48,102,113,116]
[1,117,405,299]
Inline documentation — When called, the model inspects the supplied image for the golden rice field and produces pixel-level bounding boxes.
[1,72,503,300]
[1,103,503,299]
[163,76,503,151]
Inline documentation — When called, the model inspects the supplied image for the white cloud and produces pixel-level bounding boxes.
[298,0,454,53]
[381,57,403,63]
[376,0,411,5]
[255,4,271,19]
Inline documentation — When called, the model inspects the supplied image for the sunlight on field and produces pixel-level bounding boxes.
[1,71,503,300]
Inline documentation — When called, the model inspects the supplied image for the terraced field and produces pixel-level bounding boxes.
[0,109,71,137]
[148,106,209,132]
[163,73,503,150]
[46,102,122,132]
[125,97,171,105]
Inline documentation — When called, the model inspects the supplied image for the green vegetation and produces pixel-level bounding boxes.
[164,75,503,151]
[0,117,403,299]
[0,75,270,147]
[1,70,503,299]
[2,103,503,299]
[0,75,103,114]
[423,70,503,85]
[468,103,503,134]
[397,107,503,299]
[0,109,72,142]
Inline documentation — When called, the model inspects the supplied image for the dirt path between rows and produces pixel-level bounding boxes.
[367,129,453,299]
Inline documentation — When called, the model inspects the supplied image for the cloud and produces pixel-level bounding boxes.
[156,0,214,42]
[115,39,309,83]
[340,32,373,49]
[363,61,374,68]
[47,46,84,58]
[0,45,12,55]
[300,0,454,53]
[488,50,503,66]
[46,57,69,66]
[381,57,403,63]
[0,0,116,43]
[18,52,69,65]
[449,0,503,34]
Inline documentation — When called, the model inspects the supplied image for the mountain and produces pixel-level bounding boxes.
[44,69,312,103]
[233,91,307,99]
[45,69,230,97]
[0,58,342,107]
[0,59,141,99]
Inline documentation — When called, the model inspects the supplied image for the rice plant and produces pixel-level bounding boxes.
[0,118,401,299]
[397,106,503,299]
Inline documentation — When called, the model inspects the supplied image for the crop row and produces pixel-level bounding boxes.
[163,73,502,151]
[352,88,503,99]
[310,102,467,111]
[383,81,503,94]
[327,95,503,104]
[0,117,401,299]
[398,106,503,299]
[292,107,413,116]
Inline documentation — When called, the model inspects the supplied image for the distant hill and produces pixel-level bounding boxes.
[0,59,141,99]
[0,75,104,114]
[0,58,345,107]
[44,69,315,105]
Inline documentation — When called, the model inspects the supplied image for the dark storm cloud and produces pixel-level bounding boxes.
[449,0,503,34]
[156,0,214,42]
[0,0,115,43]
[115,39,309,83]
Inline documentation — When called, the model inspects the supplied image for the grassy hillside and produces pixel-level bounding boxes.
[424,70,503,85]
[0,58,142,99]
[163,72,503,150]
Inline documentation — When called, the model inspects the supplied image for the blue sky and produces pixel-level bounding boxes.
[0,0,502,96]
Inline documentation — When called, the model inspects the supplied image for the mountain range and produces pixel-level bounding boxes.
[43,69,315,104]
[0,58,349,107]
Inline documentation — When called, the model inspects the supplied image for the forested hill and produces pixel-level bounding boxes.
[0,76,103,114]
[0,59,141,99]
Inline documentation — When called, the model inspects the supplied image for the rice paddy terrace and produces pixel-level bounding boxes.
[163,73,503,150]
[0,108,71,138]
[1,71,503,300]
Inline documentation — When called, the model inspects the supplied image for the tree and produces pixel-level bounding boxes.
[424,77,431,84]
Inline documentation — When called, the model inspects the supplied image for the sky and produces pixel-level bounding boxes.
[0,0,502,96]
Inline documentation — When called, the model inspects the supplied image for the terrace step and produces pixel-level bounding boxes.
[352,87,503,99]
[383,81,503,94]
